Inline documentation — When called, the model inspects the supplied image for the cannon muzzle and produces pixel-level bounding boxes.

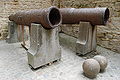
[9,6,62,29]
[60,7,109,25]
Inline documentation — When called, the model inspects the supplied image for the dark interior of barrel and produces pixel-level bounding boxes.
[49,8,61,26]
[104,8,109,24]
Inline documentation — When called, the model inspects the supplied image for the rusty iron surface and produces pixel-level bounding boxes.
[60,8,109,25]
[9,6,62,29]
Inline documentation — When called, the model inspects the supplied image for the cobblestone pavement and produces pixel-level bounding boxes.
[0,40,120,80]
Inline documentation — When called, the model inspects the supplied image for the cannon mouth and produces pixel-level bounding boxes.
[103,8,109,24]
[48,6,62,28]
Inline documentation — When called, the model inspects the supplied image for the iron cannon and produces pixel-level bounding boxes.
[8,6,62,69]
[60,7,110,55]
[9,6,62,29]
[60,7,109,25]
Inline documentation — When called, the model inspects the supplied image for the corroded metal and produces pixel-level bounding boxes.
[9,6,62,29]
[60,7,109,25]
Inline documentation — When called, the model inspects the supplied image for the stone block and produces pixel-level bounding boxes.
[76,22,96,55]
[6,21,19,43]
[27,23,61,69]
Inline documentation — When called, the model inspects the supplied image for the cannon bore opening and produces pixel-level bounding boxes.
[49,8,61,26]
[104,8,109,24]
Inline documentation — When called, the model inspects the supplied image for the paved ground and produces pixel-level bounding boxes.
[0,40,120,80]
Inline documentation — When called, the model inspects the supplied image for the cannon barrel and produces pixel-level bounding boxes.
[9,6,62,29]
[60,8,109,25]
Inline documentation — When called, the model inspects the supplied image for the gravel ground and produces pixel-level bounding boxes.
[0,40,120,80]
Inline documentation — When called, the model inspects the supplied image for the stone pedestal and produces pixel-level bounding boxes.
[6,21,19,43]
[6,21,29,45]
[27,23,61,69]
[76,22,96,55]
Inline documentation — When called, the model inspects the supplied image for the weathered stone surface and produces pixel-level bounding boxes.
[1,40,120,80]
[28,23,61,69]
[0,0,120,53]
[76,22,96,55]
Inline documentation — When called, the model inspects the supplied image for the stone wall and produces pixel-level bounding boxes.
[0,0,120,53]
[0,0,52,39]
[53,0,120,53]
